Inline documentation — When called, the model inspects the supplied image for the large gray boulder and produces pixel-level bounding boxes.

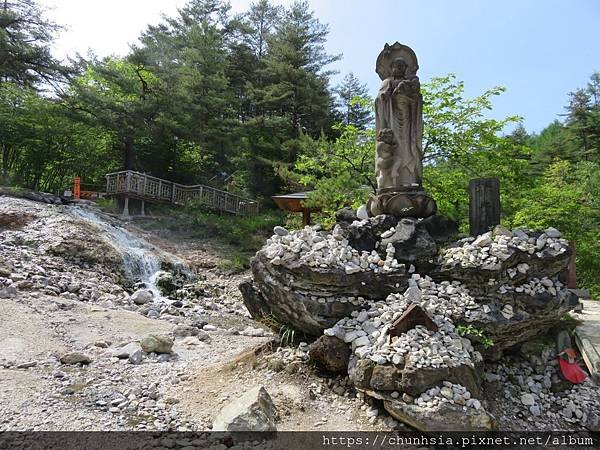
[0,285,17,298]
[131,289,153,305]
[240,254,409,335]
[140,334,173,354]
[113,342,143,359]
[212,386,277,432]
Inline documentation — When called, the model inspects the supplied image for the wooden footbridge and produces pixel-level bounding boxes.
[105,170,259,216]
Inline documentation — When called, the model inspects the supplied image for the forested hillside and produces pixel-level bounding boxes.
[1,0,598,294]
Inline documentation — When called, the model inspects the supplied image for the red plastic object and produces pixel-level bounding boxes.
[558,357,587,384]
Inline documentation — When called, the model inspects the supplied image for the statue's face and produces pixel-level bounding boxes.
[378,128,394,144]
[391,58,407,78]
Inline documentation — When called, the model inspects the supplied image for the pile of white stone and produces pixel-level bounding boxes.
[264,225,405,274]
[441,227,569,270]
[485,354,600,428]
[498,276,564,297]
[413,381,481,410]
[310,294,369,307]
[324,275,483,370]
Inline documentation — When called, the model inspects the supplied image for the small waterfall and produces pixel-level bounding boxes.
[70,207,165,300]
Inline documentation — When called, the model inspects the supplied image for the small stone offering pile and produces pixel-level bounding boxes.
[324,275,483,370]
[414,382,481,410]
[264,224,405,274]
[498,276,564,297]
[440,227,569,270]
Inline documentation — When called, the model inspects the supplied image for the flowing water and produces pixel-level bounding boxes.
[70,207,165,299]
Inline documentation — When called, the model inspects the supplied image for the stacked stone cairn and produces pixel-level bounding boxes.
[240,214,580,431]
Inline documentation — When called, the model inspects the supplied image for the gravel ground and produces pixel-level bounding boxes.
[0,197,388,432]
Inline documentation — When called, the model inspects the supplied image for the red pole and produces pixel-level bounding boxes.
[74,176,81,199]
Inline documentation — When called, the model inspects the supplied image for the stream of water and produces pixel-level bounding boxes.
[70,207,165,299]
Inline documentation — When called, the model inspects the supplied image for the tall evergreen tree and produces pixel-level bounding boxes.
[335,72,373,129]
[65,58,160,172]
[133,0,238,179]
[0,0,65,88]
[261,0,340,137]
[565,79,600,162]
[242,0,282,61]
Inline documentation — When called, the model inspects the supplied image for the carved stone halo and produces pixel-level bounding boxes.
[375,42,419,80]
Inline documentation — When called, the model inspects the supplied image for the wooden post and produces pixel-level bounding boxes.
[125,171,132,193]
[469,178,500,237]
[568,241,577,288]
[140,199,145,217]
[302,209,311,226]
[142,174,147,196]
[122,196,130,218]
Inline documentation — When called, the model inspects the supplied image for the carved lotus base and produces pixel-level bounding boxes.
[367,190,437,219]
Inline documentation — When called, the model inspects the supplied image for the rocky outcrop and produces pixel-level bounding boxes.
[242,251,409,335]
[432,225,578,353]
[240,216,580,431]
[242,220,576,349]
[0,187,64,205]
[240,216,445,335]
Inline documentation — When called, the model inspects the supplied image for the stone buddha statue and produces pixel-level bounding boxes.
[367,42,436,219]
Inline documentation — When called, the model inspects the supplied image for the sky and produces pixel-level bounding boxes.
[39,0,600,133]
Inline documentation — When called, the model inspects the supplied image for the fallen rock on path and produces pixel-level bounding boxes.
[60,352,92,365]
[140,334,173,354]
[212,386,277,432]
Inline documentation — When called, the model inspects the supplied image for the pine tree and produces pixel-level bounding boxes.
[243,0,282,61]
[261,0,340,137]
[335,72,373,129]
[133,0,238,178]
[0,0,65,88]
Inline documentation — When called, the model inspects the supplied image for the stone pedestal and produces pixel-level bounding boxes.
[366,187,436,218]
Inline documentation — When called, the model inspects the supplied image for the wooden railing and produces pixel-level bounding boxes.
[105,170,259,215]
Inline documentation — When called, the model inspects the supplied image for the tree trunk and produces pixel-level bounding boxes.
[1,143,9,182]
[124,134,135,170]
